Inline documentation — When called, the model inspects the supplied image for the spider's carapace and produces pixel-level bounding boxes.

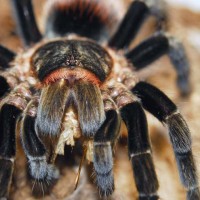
[31,39,113,86]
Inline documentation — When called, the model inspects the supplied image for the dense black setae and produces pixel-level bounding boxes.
[0,0,198,199]
[45,0,110,41]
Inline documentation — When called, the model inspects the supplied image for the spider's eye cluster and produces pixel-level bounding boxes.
[31,40,113,83]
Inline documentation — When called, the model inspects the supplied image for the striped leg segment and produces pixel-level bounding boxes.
[44,0,110,41]
[108,0,166,49]
[21,102,59,194]
[126,32,190,95]
[0,104,21,198]
[93,109,120,197]
[11,0,42,47]
[121,102,159,200]
[132,82,200,199]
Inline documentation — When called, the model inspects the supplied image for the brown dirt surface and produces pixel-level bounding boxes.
[0,0,200,200]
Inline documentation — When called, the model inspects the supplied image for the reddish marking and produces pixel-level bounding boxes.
[53,0,110,25]
[41,68,101,87]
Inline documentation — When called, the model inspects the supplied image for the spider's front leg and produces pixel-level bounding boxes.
[20,99,59,194]
[0,105,21,198]
[121,102,159,200]
[0,83,31,198]
[132,82,200,199]
[22,81,100,196]
[93,93,121,197]
[110,85,159,199]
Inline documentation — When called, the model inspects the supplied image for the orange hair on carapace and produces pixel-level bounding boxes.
[41,68,102,87]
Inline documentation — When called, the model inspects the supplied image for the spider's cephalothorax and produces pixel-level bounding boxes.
[0,0,199,199]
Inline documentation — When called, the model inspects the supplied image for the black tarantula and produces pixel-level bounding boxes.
[0,0,199,199]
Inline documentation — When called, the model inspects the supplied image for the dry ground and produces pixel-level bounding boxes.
[0,0,200,200]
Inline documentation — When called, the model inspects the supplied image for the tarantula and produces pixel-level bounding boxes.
[0,0,199,199]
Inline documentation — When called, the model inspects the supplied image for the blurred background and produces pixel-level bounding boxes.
[0,0,200,200]
[166,0,200,12]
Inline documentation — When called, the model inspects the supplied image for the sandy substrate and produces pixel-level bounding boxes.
[0,0,200,200]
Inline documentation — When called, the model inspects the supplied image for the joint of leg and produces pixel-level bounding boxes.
[130,149,151,159]
[139,192,158,197]
[27,155,46,162]
[164,110,179,121]
[143,0,167,20]
[94,141,111,146]
[0,156,15,163]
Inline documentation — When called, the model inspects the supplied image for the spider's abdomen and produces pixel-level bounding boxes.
[31,39,113,84]
[45,0,111,41]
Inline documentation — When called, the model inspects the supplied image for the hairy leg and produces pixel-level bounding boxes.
[11,0,42,47]
[108,0,167,49]
[121,101,159,200]
[126,32,190,95]
[132,82,200,199]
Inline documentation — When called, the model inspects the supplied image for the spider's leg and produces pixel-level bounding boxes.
[0,46,17,97]
[0,75,11,98]
[0,67,19,98]
[110,84,159,199]
[0,104,21,198]
[120,101,159,200]
[126,32,190,96]
[0,83,33,198]
[11,0,42,47]
[132,81,200,199]
[21,100,59,194]
[93,100,120,197]
[0,45,15,69]
[108,0,167,49]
